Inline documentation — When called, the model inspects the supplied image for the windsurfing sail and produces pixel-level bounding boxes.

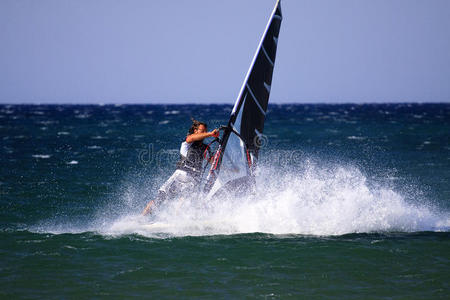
[204,0,282,197]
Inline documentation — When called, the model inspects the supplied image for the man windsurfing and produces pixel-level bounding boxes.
[142,119,219,216]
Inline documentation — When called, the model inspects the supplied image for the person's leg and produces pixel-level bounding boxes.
[141,190,167,216]
[141,170,186,216]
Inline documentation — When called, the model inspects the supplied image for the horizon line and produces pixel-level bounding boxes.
[1,101,449,106]
[0,101,450,106]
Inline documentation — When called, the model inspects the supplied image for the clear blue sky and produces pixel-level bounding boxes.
[1,0,449,104]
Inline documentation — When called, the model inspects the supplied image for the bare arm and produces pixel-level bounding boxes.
[186,129,219,143]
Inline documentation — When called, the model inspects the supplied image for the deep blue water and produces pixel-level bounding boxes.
[1,104,449,298]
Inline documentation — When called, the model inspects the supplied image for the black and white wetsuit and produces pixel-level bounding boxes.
[155,140,210,204]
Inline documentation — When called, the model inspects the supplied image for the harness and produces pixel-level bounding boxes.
[176,141,210,178]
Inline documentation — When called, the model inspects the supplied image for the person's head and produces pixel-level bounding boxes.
[188,118,207,135]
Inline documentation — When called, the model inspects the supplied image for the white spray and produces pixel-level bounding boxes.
[107,159,449,237]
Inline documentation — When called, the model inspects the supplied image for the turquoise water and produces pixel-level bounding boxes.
[1,104,449,298]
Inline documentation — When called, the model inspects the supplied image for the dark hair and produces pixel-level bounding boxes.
[188,118,207,135]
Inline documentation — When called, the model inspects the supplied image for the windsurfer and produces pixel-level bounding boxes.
[141,119,219,216]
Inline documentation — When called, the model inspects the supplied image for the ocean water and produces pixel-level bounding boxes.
[1,104,449,298]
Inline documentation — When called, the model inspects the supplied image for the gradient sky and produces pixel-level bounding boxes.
[1,0,449,104]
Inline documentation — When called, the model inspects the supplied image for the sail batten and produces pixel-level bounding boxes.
[262,46,274,66]
[246,84,266,116]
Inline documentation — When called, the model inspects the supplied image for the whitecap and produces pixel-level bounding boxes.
[347,136,366,140]
[164,110,180,115]
[159,120,170,125]
[32,154,51,159]
[67,160,78,165]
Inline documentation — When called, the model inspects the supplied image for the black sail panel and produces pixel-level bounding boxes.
[232,1,282,157]
[204,0,282,196]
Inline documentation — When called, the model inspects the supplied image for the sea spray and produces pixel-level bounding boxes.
[105,158,448,237]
